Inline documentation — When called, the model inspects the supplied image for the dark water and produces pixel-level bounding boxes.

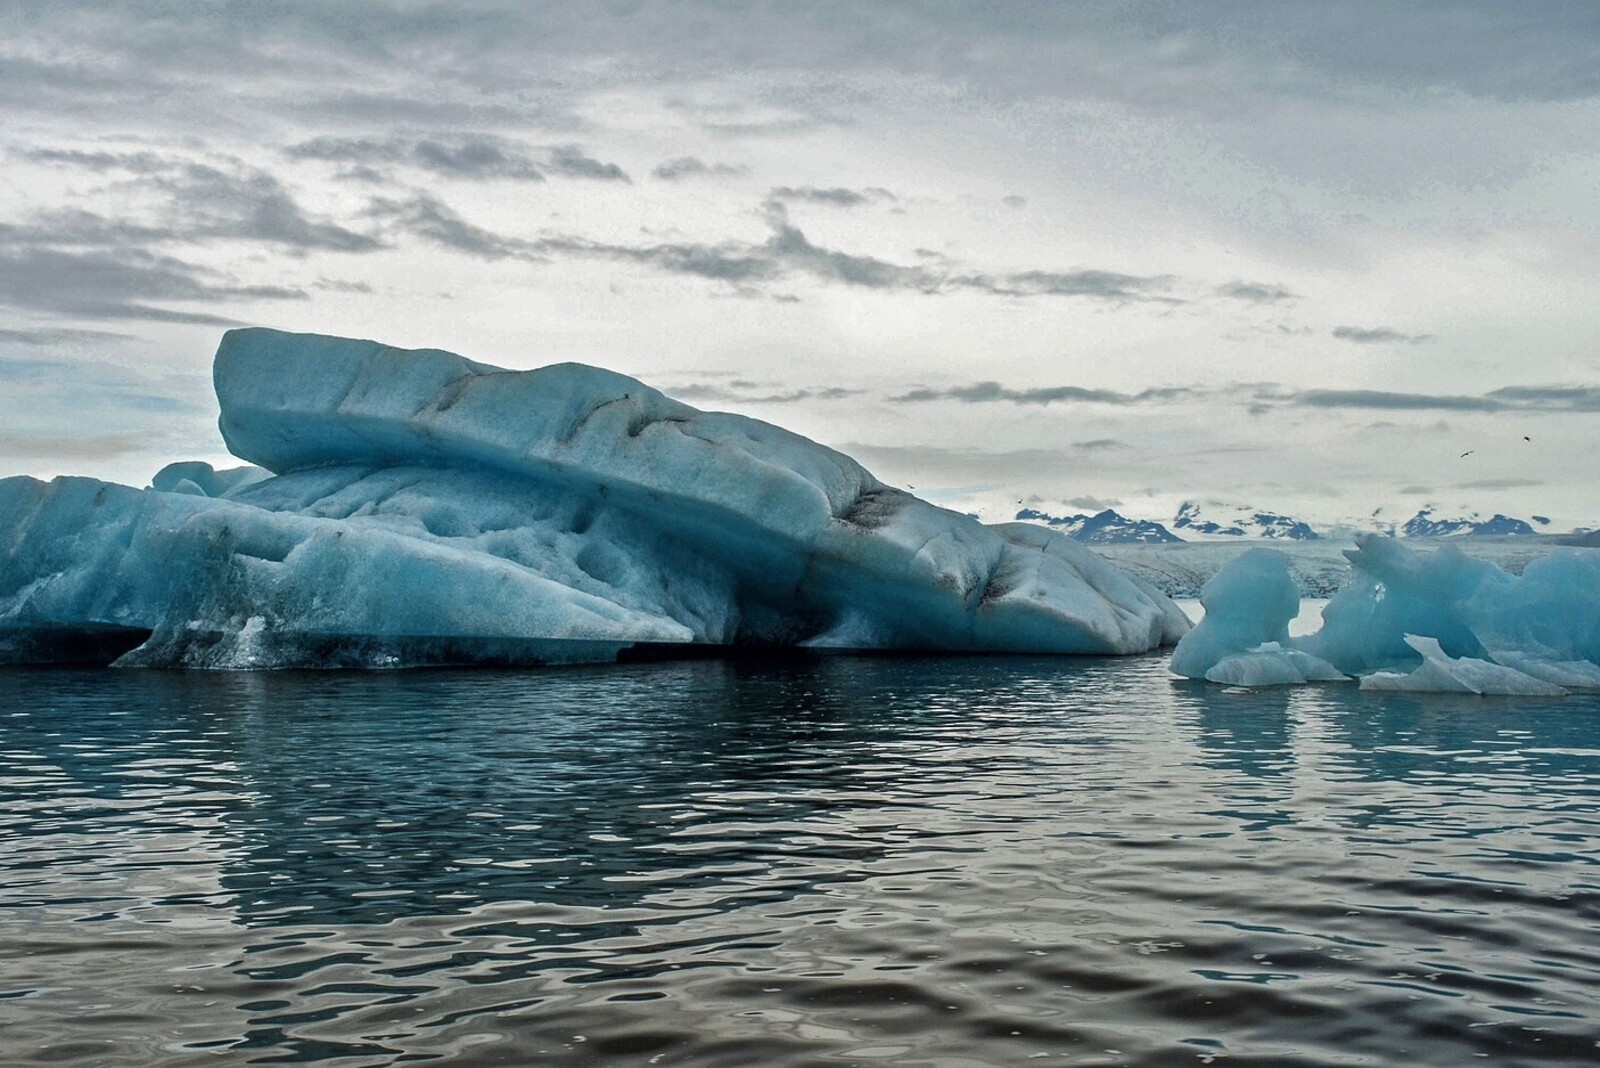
[2,656,1598,1067]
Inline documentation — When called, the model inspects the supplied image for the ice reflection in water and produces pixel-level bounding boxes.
[2,656,1598,1065]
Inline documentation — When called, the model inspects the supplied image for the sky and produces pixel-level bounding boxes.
[3,1,1599,531]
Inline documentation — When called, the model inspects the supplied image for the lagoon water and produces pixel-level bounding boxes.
[2,655,1598,1066]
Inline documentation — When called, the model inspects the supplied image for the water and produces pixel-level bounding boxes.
[2,656,1598,1066]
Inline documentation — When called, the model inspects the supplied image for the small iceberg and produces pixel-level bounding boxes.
[1170,533,1600,696]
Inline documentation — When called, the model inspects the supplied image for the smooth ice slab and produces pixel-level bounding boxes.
[0,328,1189,668]
[1360,635,1568,696]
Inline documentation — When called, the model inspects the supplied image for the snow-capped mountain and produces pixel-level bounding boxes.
[1400,509,1536,537]
[1171,501,1321,540]
[1014,508,1181,544]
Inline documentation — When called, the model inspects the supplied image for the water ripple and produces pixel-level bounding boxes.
[2,655,1598,1065]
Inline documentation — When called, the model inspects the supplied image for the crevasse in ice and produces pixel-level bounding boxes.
[1170,533,1600,695]
[0,328,1190,668]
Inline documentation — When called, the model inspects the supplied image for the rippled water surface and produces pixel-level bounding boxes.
[3,656,1598,1066]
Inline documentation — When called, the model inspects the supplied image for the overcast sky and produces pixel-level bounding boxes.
[4,1,1599,529]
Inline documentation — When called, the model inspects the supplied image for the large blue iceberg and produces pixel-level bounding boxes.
[1171,535,1600,695]
[0,329,1189,668]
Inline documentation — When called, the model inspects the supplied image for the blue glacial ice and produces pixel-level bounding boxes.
[1171,533,1600,694]
[0,328,1189,668]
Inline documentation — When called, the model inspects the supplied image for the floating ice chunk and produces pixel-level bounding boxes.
[1176,533,1600,696]
[0,329,1189,668]
[1204,643,1346,687]
[1360,635,1567,696]
[1170,548,1315,679]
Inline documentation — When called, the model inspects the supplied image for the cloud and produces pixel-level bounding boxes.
[1332,325,1432,344]
[1074,438,1130,450]
[1002,195,1027,209]
[1454,478,1544,489]
[363,194,535,260]
[371,192,1175,301]
[0,326,135,345]
[652,156,749,180]
[1289,385,1600,413]
[1217,280,1296,303]
[1293,388,1501,412]
[663,382,863,404]
[1484,385,1600,410]
[545,144,630,181]
[1067,495,1121,509]
[285,134,547,181]
[0,431,155,461]
[769,186,890,207]
[0,246,304,324]
[149,163,381,251]
[8,151,381,253]
[890,382,1198,405]
[286,135,629,182]
[14,147,172,173]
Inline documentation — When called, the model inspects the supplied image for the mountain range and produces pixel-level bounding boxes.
[1015,501,1561,545]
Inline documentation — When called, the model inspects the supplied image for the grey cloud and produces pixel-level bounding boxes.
[960,268,1177,300]
[14,147,173,173]
[769,186,884,207]
[1485,385,1600,411]
[1289,385,1600,413]
[1332,325,1432,344]
[0,431,155,461]
[1002,195,1028,209]
[5,2,1599,148]
[286,134,547,181]
[1455,478,1544,490]
[0,246,305,324]
[9,151,381,253]
[373,192,1173,301]
[0,326,134,345]
[1074,438,1130,451]
[891,382,1198,405]
[652,156,749,180]
[1068,495,1123,509]
[1293,389,1501,412]
[364,194,536,260]
[663,382,862,404]
[546,145,630,181]
[1218,280,1296,303]
[149,163,381,251]
[287,135,629,182]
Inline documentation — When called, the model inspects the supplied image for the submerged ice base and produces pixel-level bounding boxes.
[0,328,1189,669]
[1170,534,1600,695]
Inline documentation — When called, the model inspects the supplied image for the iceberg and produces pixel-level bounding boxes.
[1169,548,1344,686]
[0,328,1189,668]
[1170,533,1600,695]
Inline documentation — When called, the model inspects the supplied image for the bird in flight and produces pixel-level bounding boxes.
[1460,450,1474,458]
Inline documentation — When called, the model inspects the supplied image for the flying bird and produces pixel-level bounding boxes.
[1523,436,1531,442]
[1460,450,1474,458]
